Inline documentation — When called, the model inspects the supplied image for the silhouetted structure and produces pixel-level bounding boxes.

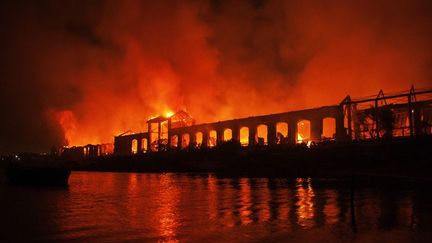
[341,86,432,139]
[114,105,347,155]
[61,87,432,157]
[113,87,432,155]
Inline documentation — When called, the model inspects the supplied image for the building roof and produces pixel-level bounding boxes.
[146,115,169,123]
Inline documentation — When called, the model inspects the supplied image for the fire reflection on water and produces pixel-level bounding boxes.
[295,178,315,228]
[323,189,340,225]
[275,184,291,222]
[256,178,271,223]
[239,178,253,225]
[127,173,140,227]
[220,178,235,227]
[207,175,218,220]
[156,174,180,243]
[43,173,428,243]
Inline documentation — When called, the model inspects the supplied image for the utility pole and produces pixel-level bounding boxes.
[408,86,415,137]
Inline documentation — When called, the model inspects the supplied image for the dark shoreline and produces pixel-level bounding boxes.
[67,136,432,179]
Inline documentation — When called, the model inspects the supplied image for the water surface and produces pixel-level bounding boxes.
[1,172,432,242]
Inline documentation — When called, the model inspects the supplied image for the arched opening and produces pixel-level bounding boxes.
[131,139,138,154]
[240,127,249,146]
[83,147,88,156]
[141,138,148,152]
[322,117,336,140]
[297,120,311,143]
[208,130,217,147]
[195,132,203,147]
[223,128,232,141]
[181,134,190,149]
[171,135,178,148]
[276,122,288,144]
[256,124,268,145]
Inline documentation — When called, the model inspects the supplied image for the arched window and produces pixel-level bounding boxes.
[240,127,249,146]
[276,122,288,144]
[256,124,268,145]
[223,128,232,141]
[208,130,217,147]
[297,120,311,143]
[195,132,203,147]
[181,134,190,149]
[171,135,178,148]
[322,117,336,140]
[131,139,138,154]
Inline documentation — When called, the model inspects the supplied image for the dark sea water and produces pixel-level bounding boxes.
[1,171,432,242]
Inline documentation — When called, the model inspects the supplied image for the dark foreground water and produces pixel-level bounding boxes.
[1,172,432,242]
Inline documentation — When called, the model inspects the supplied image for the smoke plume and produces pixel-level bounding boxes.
[1,0,431,152]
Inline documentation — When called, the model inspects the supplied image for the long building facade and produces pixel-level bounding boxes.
[114,105,347,155]
[60,87,432,158]
[114,88,432,156]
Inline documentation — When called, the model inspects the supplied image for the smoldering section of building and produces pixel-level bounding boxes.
[62,87,432,158]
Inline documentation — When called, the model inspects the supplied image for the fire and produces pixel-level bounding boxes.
[148,110,174,120]
[52,109,109,146]
[297,133,312,147]
[55,110,77,145]
[297,133,304,143]
[2,1,431,153]
[165,110,174,118]
[34,1,431,151]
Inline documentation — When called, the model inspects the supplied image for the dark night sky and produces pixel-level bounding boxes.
[1,0,432,153]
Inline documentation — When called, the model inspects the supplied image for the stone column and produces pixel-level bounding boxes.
[288,120,297,144]
[217,128,224,144]
[190,131,197,147]
[167,119,172,147]
[137,137,142,153]
[202,131,209,148]
[267,123,277,145]
[249,125,257,146]
[335,106,347,141]
[311,118,323,142]
[147,124,152,153]
[232,125,240,142]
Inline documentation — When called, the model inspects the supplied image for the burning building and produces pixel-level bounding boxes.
[59,87,431,158]
[113,87,432,156]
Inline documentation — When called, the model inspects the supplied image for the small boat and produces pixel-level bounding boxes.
[4,154,71,186]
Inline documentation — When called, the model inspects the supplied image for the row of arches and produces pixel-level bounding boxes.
[131,118,337,153]
[171,118,336,149]
[131,138,149,154]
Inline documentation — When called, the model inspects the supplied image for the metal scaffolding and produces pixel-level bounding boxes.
[340,86,432,140]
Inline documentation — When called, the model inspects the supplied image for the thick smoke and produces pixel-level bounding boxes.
[1,0,431,152]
